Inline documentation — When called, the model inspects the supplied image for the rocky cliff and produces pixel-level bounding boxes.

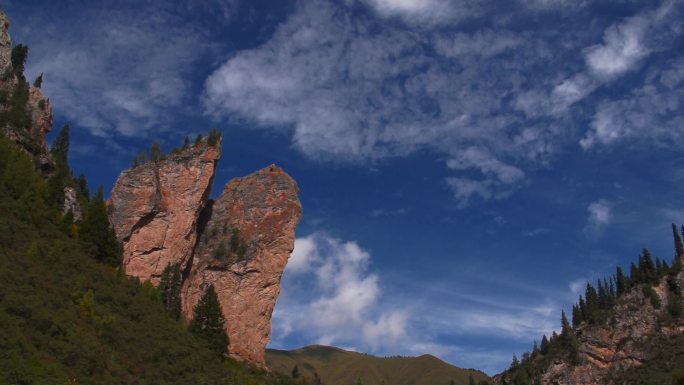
[0,12,54,175]
[108,142,220,284]
[182,164,302,367]
[108,146,302,368]
[493,263,684,385]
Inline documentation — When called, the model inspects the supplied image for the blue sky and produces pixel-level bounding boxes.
[4,0,684,375]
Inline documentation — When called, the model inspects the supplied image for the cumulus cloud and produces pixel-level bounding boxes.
[272,233,583,374]
[272,233,408,351]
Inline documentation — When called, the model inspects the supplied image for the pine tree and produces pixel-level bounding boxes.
[639,248,658,284]
[75,173,89,200]
[615,266,627,296]
[159,263,182,320]
[630,262,640,286]
[189,284,228,357]
[673,223,684,258]
[540,335,549,355]
[560,310,571,336]
[572,303,583,328]
[182,135,190,149]
[585,283,598,321]
[11,44,28,78]
[33,73,43,88]
[597,280,607,309]
[510,354,520,370]
[150,141,162,162]
[80,186,122,266]
[207,128,222,146]
[51,124,70,169]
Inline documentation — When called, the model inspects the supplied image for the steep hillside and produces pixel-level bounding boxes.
[266,345,490,385]
[0,133,297,384]
[493,242,684,385]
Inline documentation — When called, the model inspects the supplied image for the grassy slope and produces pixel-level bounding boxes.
[0,134,293,385]
[266,345,489,385]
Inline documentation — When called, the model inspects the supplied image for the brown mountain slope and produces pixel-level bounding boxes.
[266,345,490,385]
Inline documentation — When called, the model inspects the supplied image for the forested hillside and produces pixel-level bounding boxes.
[0,59,295,385]
[494,234,684,385]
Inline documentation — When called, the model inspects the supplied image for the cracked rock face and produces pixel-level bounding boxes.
[109,147,302,369]
[108,142,220,284]
[182,164,302,368]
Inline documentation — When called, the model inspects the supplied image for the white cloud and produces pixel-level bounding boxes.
[581,56,684,149]
[274,233,408,351]
[274,233,587,374]
[584,0,676,80]
[588,200,612,225]
[584,17,649,78]
[583,199,613,238]
[18,1,235,140]
[359,0,480,25]
[203,0,561,206]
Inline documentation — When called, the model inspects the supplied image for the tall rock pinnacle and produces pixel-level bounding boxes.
[182,164,302,367]
[109,142,302,369]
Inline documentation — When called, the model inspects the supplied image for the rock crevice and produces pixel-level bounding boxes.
[109,144,302,369]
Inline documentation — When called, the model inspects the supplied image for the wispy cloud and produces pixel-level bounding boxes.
[203,0,684,207]
[583,199,613,238]
[16,1,237,140]
[358,0,481,25]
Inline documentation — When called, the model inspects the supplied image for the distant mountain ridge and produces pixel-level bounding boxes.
[266,345,490,385]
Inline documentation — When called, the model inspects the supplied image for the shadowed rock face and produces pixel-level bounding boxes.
[108,142,220,284]
[109,149,302,368]
[182,164,302,368]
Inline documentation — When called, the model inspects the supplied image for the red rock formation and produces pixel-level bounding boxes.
[108,142,220,284]
[182,164,302,368]
[108,145,302,368]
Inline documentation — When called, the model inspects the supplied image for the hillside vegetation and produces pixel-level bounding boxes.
[266,345,490,385]
[0,125,294,384]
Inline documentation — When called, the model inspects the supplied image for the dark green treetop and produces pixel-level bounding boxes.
[189,284,228,357]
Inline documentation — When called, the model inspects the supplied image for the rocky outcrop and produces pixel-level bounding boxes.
[0,10,54,175]
[108,144,302,369]
[0,12,12,77]
[108,142,220,284]
[181,164,302,368]
[63,186,82,221]
[493,267,684,385]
